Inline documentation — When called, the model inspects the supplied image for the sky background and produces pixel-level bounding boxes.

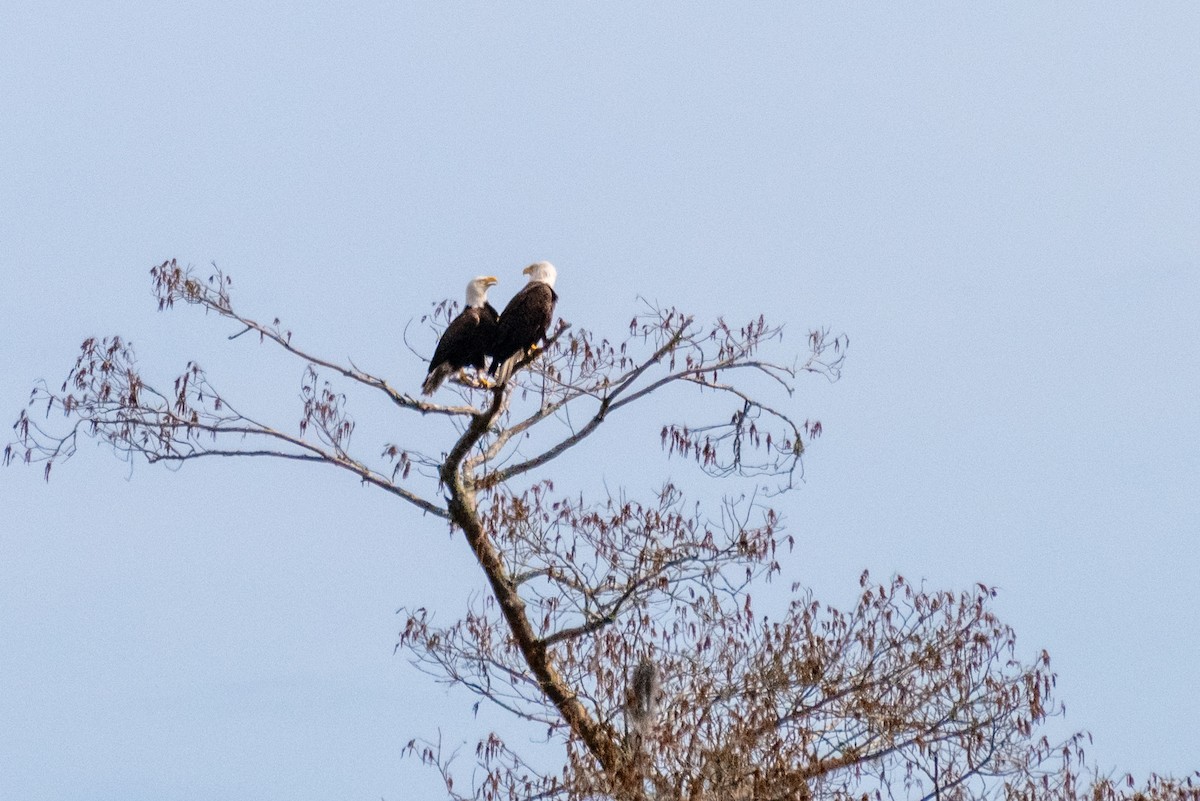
[3,3,1199,800]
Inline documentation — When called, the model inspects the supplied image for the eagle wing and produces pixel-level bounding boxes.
[422,304,499,395]
[488,284,557,379]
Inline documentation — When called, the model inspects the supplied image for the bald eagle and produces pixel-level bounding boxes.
[488,261,558,384]
[421,275,500,395]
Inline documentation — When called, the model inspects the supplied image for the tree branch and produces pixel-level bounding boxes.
[436,386,634,791]
[152,260,478,418]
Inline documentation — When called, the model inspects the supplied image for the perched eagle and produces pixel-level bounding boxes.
[488,261,558,384]
[421,275,500,395]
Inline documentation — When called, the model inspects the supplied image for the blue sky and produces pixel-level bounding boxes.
[2,3,1198,799]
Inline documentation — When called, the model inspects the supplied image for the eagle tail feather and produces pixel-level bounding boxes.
[421,363,453,396]
[492,353,522,386]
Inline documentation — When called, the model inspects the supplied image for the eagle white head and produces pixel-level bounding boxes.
[522,261,557,289]
[465,275,498,308]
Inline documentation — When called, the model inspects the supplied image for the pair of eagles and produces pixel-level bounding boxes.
[421,261,558,395]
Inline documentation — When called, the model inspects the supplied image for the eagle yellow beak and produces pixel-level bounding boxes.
[483,276,499,286]
[522,264,534,276]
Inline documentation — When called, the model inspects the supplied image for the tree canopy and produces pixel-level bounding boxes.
[8,261,1197,800]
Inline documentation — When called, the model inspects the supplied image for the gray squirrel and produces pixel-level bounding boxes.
[626,657,661,739]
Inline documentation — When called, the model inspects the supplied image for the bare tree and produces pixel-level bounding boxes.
[8,260,1197,801]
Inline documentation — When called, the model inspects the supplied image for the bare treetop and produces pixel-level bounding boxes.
[9,260,1195,801]
[9,260,842,502]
